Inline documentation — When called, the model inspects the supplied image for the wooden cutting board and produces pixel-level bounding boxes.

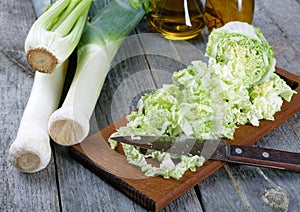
[69,67,300,212]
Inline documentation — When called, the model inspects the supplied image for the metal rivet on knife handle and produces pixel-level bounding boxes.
[235,148,242,154]
[262,152,270,158]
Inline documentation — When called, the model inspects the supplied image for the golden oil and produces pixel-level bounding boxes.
[147,0,206,40]
[204,0,255,32]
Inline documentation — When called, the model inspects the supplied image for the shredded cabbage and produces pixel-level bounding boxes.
[109,22,296,180]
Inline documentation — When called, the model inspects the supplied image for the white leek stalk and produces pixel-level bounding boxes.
[25,0,92,74]
[48,0,147,146]
[9,62,68,173]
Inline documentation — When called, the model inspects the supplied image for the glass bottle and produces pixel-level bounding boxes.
[147,0,206,40]
[204,0,255,32]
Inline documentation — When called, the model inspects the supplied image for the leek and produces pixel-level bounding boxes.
[48,0,148,145]
[9,62,68,173]
[25,0,92,73]
[8,0,72,173]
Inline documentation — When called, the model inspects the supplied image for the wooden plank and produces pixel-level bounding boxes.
[254,17,300,200]
[53,144,146,211]
[62,14,204,211]
[198,165,252,211]
[0,0,60,211]
[197,0,300,211]
[0,51,60,211]
[54,42,157,212]
[136,7,300,210]
[47,1,150,211]
[264,0,300,158]
[134,18,212,212]
[2,0,298,212]
[253,0,300,75]
[79,26,202,211]
[69,68,300,211]
[117,29,204,212]
[198,124,300,212]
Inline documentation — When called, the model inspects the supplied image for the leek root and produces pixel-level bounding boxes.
[25,0,92,73]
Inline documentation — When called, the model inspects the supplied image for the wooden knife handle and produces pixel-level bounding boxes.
[228,145,300,172]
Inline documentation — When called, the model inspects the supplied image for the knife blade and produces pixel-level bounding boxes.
[110,136,300,172]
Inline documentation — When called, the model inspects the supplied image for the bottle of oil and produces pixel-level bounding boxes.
[147,0,206,40]
[204,0,255,32]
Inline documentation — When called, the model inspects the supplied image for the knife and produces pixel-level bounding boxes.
[110,136,300,172]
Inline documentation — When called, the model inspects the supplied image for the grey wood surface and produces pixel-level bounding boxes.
[1,0,299,211]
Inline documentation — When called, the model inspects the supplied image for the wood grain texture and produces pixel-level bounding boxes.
[1,0,299,211]
[254,0,300,75]
[49,1,153,212]
[69,67,300,211]
[228,145,300,172]
[0,0,60,211]
[88,27,203,212]
[197,1,300,211]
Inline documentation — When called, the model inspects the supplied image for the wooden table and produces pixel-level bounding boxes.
[1,0,299,211]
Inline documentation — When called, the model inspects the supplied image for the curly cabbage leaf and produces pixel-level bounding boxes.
[206,21,276,86]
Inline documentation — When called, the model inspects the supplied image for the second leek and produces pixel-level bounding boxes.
[48,0,148,145]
